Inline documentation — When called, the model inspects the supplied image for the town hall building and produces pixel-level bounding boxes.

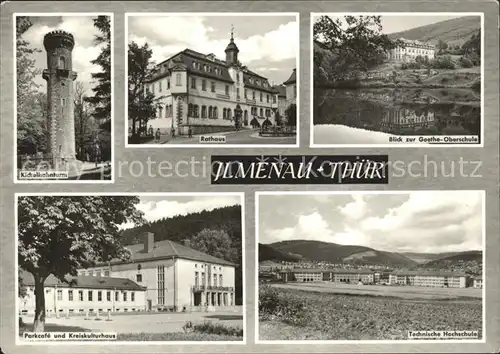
[136,29,292,135]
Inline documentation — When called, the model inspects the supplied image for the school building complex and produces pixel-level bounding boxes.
[276,268,475,288]
[386,38,436,63]
[19,232,237,315]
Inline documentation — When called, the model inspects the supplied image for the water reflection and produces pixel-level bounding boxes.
[314,89,480,136]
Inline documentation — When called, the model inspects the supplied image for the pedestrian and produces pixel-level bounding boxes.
[155,128,161,143]
[171,127,176,138]
[148,125,154,137]
[188,126,192,138]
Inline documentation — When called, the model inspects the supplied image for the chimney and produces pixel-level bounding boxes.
[183,239,191,248]
[143,232,154,253]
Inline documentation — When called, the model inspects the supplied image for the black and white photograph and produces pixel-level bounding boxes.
[17,193,244,343]
[126,13,298,147]
[312,13,483,147]
[257,191,484,342]
[15,14,113,182]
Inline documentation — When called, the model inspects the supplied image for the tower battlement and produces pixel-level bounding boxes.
[43,30,75,51]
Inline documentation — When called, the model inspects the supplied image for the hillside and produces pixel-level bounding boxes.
[388,16,480,47]
[259,243,303,262]
[401,251,462,264]
[425,250,482,265]
[269,240,417,267]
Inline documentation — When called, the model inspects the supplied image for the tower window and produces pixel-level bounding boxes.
[176,73,181,86]
[61,98,66,106]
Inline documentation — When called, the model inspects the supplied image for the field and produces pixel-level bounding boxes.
[259,284,482,341]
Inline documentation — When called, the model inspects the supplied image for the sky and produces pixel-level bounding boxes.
[120,195,241,229]
[20,15,108,95]
[258,192,483,254]
[128,15,298,85]
[313,14,468,34]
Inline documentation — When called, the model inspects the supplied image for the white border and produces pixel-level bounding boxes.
[309,12,485,148]
[124,12,300,148]
[13,13,115,184]
[254,190,486,344]
[15,192,246,345]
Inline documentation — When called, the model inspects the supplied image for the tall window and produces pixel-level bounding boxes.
[88,290,93,301]
[202,80,206,91]
[123,292,127,302]
[56,289,62,301]
[115,291,119,302]
[68,290,73,301]
[260,108,263,116]
[260,92,263,102]
[213,107,218,118]
[244,89,247,98]
[214,275,218,287]
[202,272,205,286]
[195,271,199,287]
[236,88,240,99]
[131,292,135,302]
[211,81,215,92]
[98,291,102,301]
[176,73,181,86]
[159,81,162,92]
[201,105,207,118]
[225,85,229,96]
[219,274,223,286]
[106,291,111,301]
[208,106,212,119]
[78,291,83,301]
[236,72,239,83]
[227,109,232,120]
[167,78,170,89]
[58,56,66,69]
[267,94,269,103]
[157,265,165,305]
[191,78,196,89]
[252,91,255,100]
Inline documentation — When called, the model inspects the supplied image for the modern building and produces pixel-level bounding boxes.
[386,38,435,63]
[278,268,375,284]
[18,271,146,316]
[134,29,287,136]
[78,232,237,312]
[389,270,470,288]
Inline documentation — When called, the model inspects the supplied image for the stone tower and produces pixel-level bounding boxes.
[225,26,239,66]
[42,30,78,168]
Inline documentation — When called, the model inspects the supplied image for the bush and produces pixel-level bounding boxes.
[259,285,308,326]
[459,56,474,68]
[431,55,456,69]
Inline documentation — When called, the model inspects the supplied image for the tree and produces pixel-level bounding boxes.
[313,15,401,83]
[128,42,161,140]
[74,81,97,160]
[16,16,45,156]
[274,110,283,126]
[189,229,237,263]
[437,39,448,54]
[285,103,297,127]
[18,196,145,332]
[85,16,111,130]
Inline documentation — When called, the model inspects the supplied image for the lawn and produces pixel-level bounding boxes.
[116,332,242,341]
[259,286,482,340]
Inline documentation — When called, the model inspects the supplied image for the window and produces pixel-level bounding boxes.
[201,105,207,118]
[219,274,223,286]
[236,88,240,99]
[131,292,135,302]
[227,109,231,119]
[214,275,217,287]
[260,92,263,102]
[202,79,206,91]
[191,78,196,89]
[136,274,142,282]
[57,290,62,301]
[159,81,162,92]
[208,106,213,119]
[202,272,206,286]
[195,271,199,287]
[61,98,66,106]
[211,81,215,92]
[115,291,119,302]
[78,291,83,301]
[58,56,66,69]
[167,78,170,89]
[252,91,255,100]
[260,108,263,116]
[124,292,127,302]
[236,73,239,83]
[176,73,181,86]
[273,95,276,103]
[106,291,111,301]
[88,290,93,301]
[267,94,269,103]
[158,265,165,305]
[225,85,229,96]
[68,290,73,301]
[104,270,110,277]
[213,107,218,119]
[244,89,247,98]
[98,291,102,302]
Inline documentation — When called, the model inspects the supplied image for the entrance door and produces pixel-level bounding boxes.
[147,299,152,311]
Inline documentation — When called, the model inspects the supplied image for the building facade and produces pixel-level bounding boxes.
[18,271,146,316]
[79,232,236,312]
[278,268,375,284]
[380,108,436,132]
[389,271,469,288]
[386,38,435,63]
[473,277,483,288]
[283,68,297,106]
[135,30,285,135]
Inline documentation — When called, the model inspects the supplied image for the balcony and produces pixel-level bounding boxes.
[216,93,230,100]
[192,285,234,292]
